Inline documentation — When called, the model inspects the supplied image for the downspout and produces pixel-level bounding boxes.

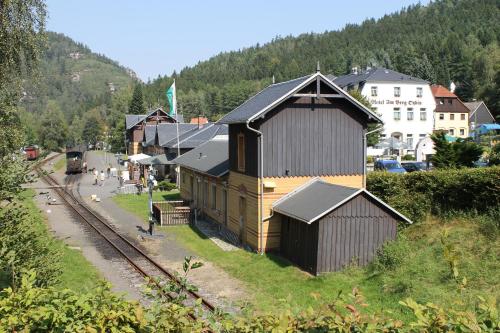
[246,120,265,255]
[363,125,383,188]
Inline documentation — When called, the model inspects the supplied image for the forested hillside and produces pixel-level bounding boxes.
[144,0,499,121]
[21,32,136,148]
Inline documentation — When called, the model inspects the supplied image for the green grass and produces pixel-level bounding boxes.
[20,189,102,293]
[53,157,66,171]
[112,191,499,319]
[112,190,181,222]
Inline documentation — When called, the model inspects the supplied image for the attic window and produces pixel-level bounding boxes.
[237,133,245,172]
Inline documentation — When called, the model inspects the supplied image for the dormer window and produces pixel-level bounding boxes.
[394,87,401,97]
[371,86,378,97]
[237,133,245,172]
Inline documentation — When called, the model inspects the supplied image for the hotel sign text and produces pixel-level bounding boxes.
[369,99,423,106]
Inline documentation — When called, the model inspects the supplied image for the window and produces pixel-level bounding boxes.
[461,114,466,120]
[419,134,426,139]
[420,108,427,121]
[211,184,217,210]
[393,108,401,120]
[237,133,245,172]
[371,86,378,97]
[394,87,401,97]
[406,134,413,148]
[439,98,445,105]
[450,114,455,120]
[439,113,444,120]
[407,108,414,120]
[448,99,452,104]
[449,128,455,136]
[460,128,465,136]
[416,87,423,98]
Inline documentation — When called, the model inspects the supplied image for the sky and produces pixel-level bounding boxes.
[46,0,430,82]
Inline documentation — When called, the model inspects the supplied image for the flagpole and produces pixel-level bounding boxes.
[174,79,181,189]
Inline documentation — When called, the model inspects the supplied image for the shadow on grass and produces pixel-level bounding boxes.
[187,223,210,240]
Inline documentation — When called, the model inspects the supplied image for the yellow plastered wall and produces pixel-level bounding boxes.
[227,172,363,252]
[179,168,227,226]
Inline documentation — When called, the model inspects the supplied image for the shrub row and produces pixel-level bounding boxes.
[367,166,500,223]
[1,272,498,332]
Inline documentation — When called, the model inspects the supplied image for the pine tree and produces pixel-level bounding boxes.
[129,84,146,115]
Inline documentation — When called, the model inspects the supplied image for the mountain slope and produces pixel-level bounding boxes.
[21,32,136,121]
[144,0,499,120]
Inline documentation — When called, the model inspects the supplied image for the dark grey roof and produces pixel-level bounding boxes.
[217,72,382,124]
[125,108,183,130]
[143,125,157,146]
[157,123,198,147]
[333,67,427,88]
[168,124,228,149]
[137,154,174,165]
[273,178,411,224]
[464,101,482,113]
[174,138,229,177]
[218,74,313,124]
[126,114,146,130]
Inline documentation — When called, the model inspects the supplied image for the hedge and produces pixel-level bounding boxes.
[367,166,500,223]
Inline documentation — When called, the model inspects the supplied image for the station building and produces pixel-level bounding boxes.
[175,71,411,274]
[332,67,435,154]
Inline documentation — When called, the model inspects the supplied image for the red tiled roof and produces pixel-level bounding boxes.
[190,116,209,125]
[431,85,457,98]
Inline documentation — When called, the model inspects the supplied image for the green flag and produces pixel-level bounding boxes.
[166,81,176,117]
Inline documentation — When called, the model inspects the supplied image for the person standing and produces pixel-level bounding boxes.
[93,169,98,185]
[100,170,105,186]
[106,165,111,178]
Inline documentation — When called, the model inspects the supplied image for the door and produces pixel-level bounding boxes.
[238,196,246,243]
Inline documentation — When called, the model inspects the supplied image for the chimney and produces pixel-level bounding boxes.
[351,67,358,75]
[316,61,320,73]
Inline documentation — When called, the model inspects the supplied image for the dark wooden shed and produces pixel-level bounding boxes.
[274,179,411,275]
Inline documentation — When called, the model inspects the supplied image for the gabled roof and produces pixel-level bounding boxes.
[431,85,457,98]
[126,114,146,130]
[167,123,228,149]
[143,125,157,146]
[332,67,427,88]
[217,72,382,124]
[125,108,182,130]
[174,137,229,177]
[464,101,495,120]
[273,178,412,224]
[157,123,199,147]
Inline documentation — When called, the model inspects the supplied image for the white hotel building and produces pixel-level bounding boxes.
[332,67,435,153]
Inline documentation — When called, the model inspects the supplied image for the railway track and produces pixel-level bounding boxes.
[34,155,217,323]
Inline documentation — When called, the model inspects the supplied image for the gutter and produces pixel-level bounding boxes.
[363,125,383,188]
[245,120,265,255]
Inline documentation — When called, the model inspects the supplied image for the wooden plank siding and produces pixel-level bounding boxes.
[315,192,398,273]
[258,97,366,177]
[280,216,318,274]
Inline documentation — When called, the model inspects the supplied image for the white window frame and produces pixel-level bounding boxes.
[371,86,378,97]
[416,87,423,98]
[394,87,401,97]
[407,108,414,121]
[393,108,401,120]
[420,108,427,121]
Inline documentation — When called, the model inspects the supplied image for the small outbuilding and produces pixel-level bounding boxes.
[273,178,411,275]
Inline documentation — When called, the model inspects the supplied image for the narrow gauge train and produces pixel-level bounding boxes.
[24,145,40,161]
[66,144,86,174]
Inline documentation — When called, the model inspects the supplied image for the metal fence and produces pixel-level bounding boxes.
[152,200,191,226]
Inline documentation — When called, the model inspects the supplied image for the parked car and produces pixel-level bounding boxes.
[374,160,406,173]
[401,161,428,172]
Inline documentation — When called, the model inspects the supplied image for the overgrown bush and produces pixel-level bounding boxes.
[156,180,176,191]
[0,199,61,289]
[373,235,411,271]
[1,272,498,332]
[402,154,415,161]
[367,167,500,222]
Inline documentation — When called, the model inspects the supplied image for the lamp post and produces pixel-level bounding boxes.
[147,166,157,235]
